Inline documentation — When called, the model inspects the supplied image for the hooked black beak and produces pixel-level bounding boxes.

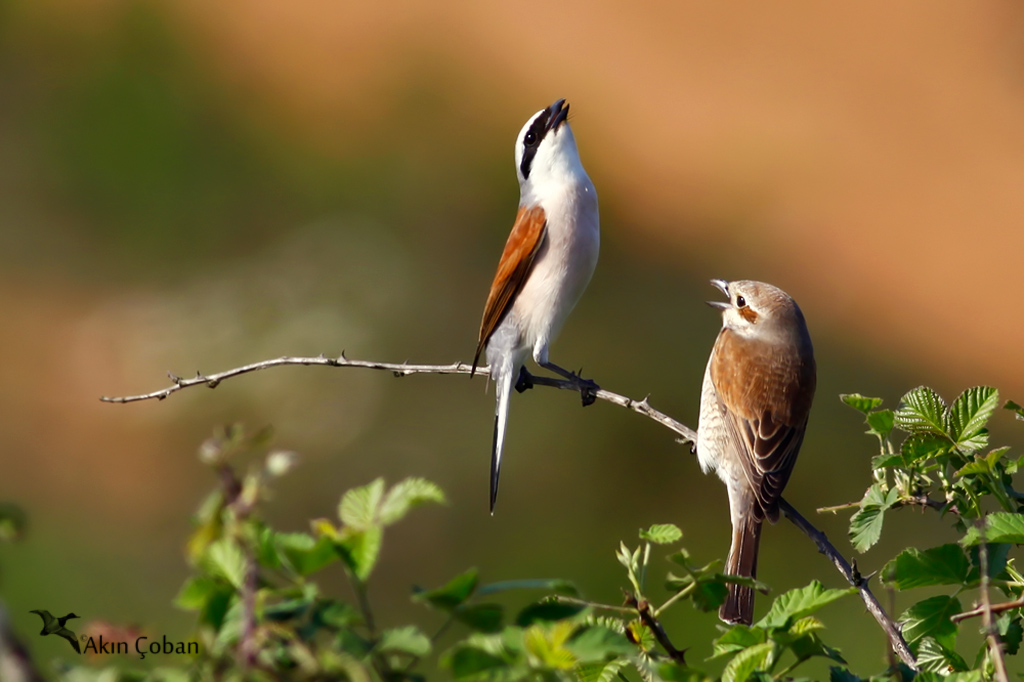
[547,99,569,133]
[706,278,730,310]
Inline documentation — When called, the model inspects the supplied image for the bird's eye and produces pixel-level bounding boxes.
[736,295,746,308]
[524,131,537,146]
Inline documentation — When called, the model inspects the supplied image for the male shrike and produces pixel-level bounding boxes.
[472,99,600,514]
[697,279,816,625]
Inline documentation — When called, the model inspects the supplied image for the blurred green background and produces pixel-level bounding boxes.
[2,0,1024,677]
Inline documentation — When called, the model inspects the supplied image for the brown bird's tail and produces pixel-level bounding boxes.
[720,514,762,625]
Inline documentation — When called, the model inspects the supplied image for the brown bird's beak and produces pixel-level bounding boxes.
[707,278,730,310]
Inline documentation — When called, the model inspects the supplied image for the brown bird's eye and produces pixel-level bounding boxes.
[736,295,746,308]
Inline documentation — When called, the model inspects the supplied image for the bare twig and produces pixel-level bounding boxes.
[100,354,697,444]
[103,354,917,666]
[779,499,917,670]
[977,529,1009,682]
[625,594,687,665]
[952,597,1024,623]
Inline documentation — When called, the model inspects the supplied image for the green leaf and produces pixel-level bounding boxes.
[203,538,247,589]
[1005,399,1024,421]
[712,625,766,658]
[900,433,951,464]
[567,625,634,662]
[515,600,586,626]
[0,503,27,542]
[898,595,961,649]
[276,532,338,576]
[756,581,855,630]
[915,636,967,673]
[829,667,866,682]
[640,523,683,545]
[174,576,224,611]
[997,613,1023,655]
[848,485,898,552]
[865,409,895,441]
[881,544,970,589]
[445,646,508,680]
[455,604,504,633]
[477,579,579,598]
[894,386,949,435]
[577,659,631,682]
[339,478,385,529]
[656,662,706,682]
[378,625,431,657]
[788,632,846,665]
[378,477,446,525]
[961,513,1024,546]
[948,386,998,450]
[841,394,883,414]
[721,641,774,682]
[414,568,479,611]
[335,526,382,581]
[692,580,729,612]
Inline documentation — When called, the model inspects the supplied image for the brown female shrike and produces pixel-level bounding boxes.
[472,99,600,514]
[697,279,816,625]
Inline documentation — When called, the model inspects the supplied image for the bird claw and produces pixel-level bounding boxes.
[515,366,535,393]
[572,371,599,407]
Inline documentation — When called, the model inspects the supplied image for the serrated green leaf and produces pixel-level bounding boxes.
[378,477,446,525]
[866,409,895,441]
[900,433,951,464]
[414,568,478,611]
[203,538,247,589]
[894,387,949,435]
[721,641,774,682]
[948,386,998,449]
[339,478,385,529]
[477,579,578,598]
[1005,400,1024,421]
[567,625,634,662]
[335,526,382,581]
[640,523,683,545]
[515,600,586,626]
[276,532,338,576]
[898,595,961,649]
[961,513,1024,546]
[711,625,766,658]
[915,636,967,673]
[841,394,883,414]
[882,544,970,589]
[378,625,431,657]
[790,616,825,635]
[849,485,898,552]
[455,604,504,633]
[524,621,577,669]
[756,581,854,630]
[445,646,508,679]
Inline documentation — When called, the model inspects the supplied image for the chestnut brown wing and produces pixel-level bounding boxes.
[472,206,548,371]
[711,329,815,520]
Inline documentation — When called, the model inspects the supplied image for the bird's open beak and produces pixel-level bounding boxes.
[706,278,730,310]
[547,99,569,133]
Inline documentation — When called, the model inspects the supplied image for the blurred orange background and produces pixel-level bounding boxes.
[2,0,1023,676]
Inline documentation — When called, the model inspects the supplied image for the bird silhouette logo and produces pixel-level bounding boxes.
[29,610,81,653]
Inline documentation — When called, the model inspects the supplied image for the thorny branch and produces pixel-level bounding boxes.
[975,528,1009,682]
[625,593,687,665]
[101,353,915,669]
